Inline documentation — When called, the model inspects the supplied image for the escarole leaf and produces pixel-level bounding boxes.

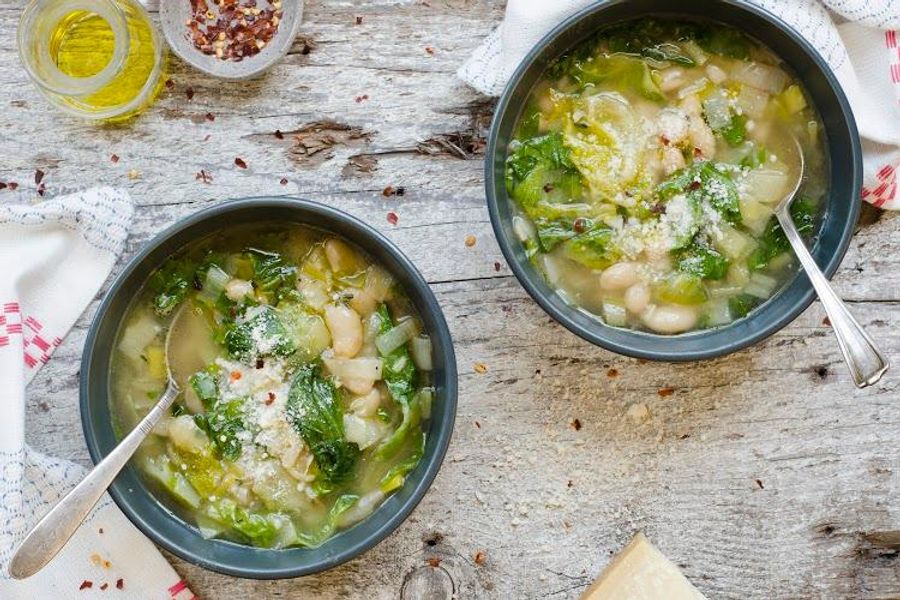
[224,305,296,363]
[286,363,360,486]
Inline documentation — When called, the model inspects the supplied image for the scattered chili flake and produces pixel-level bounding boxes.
[280,177,288,185]
[688,179,702,191]
[474,420,481,429]
[425,46,435,55]
[693,147,703,158]
[266,392,276,405]
[7,181,17,190]
[563,520,572,530]
[196,169,213,184]
[274,129,284,139]
[382,185,396,197]
[354,94,369,103]
[256,358,265,369]
[98,527,104,534]
[755,479,764,489]
[464,234,476,247]
[386,211,399,225]
[79,580,93,590]
[426,557,441,568]
[110,154,119,163]
[660,135,670,146]
[230,371,243,381]
[127,169,140,180]
[234,157,248,169]
[473,362,487,374]
[473,551,487,566]
[658,387,675,397]
[185,86,195,101]
[567,480,574,488]
[0,182,6,190]
[116,578,124,590]
[573,217,589,233]
[205,112,215,122]
[355,15,363,25]
[607,368,618,378]
[34,169,45,185]
[542,183,554,193]
[570,418,582,431]
[395,186,406,196]
[102,559,111,568]
[165,78,175,90]
[822,316,831,327]
[37,182,46,196]
[100,583,109,591]
[493,261,501,272]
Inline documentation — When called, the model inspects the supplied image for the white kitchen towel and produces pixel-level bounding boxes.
[0,189,195,600]
[459,0,900,209]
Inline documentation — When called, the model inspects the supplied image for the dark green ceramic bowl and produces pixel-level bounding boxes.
[80,197,458,578]
[486,0,862,361]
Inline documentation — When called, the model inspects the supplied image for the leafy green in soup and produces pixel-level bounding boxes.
[110,225,433,548]
[506,19,827,334]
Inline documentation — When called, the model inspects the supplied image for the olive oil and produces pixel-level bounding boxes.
[19,0,166,120]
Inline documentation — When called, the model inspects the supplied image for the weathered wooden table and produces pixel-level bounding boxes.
[4,0,899,598]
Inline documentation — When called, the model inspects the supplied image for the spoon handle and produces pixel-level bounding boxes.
[9,381,180,579]
[777,211,889,388]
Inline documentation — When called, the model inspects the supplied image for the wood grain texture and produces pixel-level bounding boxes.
[2,0,898,598]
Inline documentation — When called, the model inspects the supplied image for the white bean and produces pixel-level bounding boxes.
[661,145,685,175]
[224,278,253,302]
[706,63,728,84]
[324,238,358,274]
[350,388,382,417]
[624,283,651,314]
[324,303,363,358]
[658,67,685,92]
[168,415,208,453]
[642,304,698,334]
[600,262,640,291]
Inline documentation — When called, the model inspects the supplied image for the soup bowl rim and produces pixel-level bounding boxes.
[485,0,863,361]
[80,196,458,578]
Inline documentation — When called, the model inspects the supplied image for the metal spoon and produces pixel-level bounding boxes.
[9,303,204,579]
[777,138,888,388]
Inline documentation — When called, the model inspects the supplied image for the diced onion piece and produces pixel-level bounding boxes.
[375,317,419,355]
[677,77,710,99]
[512,214,537,243]
[409,335,433,371]
[744,272,779,299]
[603,302,628,327]
[196,514,227,540]
[734,61,788,94]
[743,168,790,204]
[778,84,807,115]
[322,353,383,381]
[417,387,434,421]
[343,414,386,450]
[739,198,774,236]
[727,262,751,286]
[705,299,732,327]
[363,265,395,303]
[708,284,745,299]
[702,91,732,130]
[117,313,161,361]
[736,85,769,119]
[197,265,230,305]
[768,251,794,272]
[716,225,756,260]
[683,40,708,65]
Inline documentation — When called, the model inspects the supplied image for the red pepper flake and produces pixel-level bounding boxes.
[386,211,399,225]
[660,135,670,146]
[230,371,242,381]
[755,479,764,489]
[8,182,18,190]
[187,0,283,62]
[185,86,195,100]
[542,183,554,193]
[100,583,109,591]
[693,147,703,158]
[205,112,215,122]
[473,551,487,566]
[267,392,276,403]
[234,157,248,169]
[474,420,481,429]
[279,177,288,186]
[688,179,702,191]
[425,46,435,55]
[822,316,831,327]
[79,580,93,590]
[658,387,675,397]
[355,94,369,103]
[196,169,213,184]
[34,169,45,185]
[116,578,124,590]
[355,15,363,25]
[37,183,46,197]
[165,78,175,91]
[464,235,476,248]
[567,479,574,488]
[493,261,501,272]
[607,368,619,378]
[473,362,487,374]
[256,358,265,369]
[110,154,119,163]
[274,129,284,140]
[98,527,104,534]
[426,557,441,568]
[570,418,582,431]
[573,217,589,233]
[0,182,6,190]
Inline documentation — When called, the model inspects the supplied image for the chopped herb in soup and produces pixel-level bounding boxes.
[111,225,433,548]
[506,20,827,333]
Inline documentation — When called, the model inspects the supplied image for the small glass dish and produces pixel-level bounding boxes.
[18,0,166,121]
[159,0,304,80]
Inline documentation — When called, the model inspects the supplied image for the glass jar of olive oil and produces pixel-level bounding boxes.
[18,0,166,121]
